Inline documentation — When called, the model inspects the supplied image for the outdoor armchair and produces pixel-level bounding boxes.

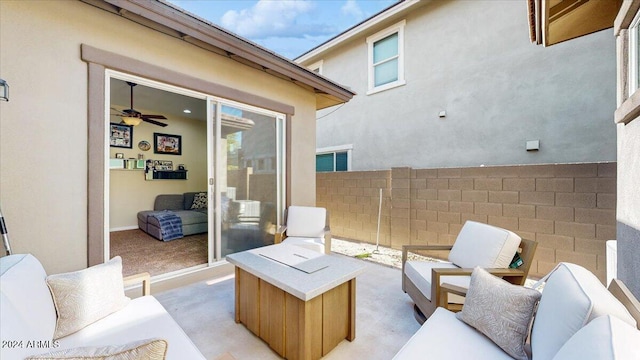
[402,221,537,323]
[274,206,331,254]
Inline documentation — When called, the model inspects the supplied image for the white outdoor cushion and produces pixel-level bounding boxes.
[551,315,640,360]
[392,307,513,360]
[55,296,205,360]
[0,254,57,344]
[282,236,325,254]
[46,256,130,339]
[448,221,521,269]
[285,206,326,238]
[531,263,637,360]
[403,261,468,303]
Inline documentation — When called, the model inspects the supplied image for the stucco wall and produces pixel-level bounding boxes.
[0,0,317,273]
[311,0,616,170]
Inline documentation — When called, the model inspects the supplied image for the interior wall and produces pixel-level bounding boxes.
[109,116,207,230]
[0,0,318,273]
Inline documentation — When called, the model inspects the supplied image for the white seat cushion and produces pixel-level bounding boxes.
[551,315,640,360]
[286,206,326,238]
[404,261,469,303]
[392,307,513,360]
[55,296,205,360]
[531,263,637,360]
[282,236,325,254]
[448,221,521,269]
[0,254,57,355]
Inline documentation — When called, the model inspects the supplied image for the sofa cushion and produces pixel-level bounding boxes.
[55,296,206,360]
[448,221,521,269]
[0,254,57,348]
[47,256,130,339]
[456,267,541,360]
[286,206,326,238]
[531,263,637,360]
[189,192,207,210]
[26,338,167,360]
[392,307,513,360]
[154,194,184,211]
[551,315,640,360]
[403,260,468,303]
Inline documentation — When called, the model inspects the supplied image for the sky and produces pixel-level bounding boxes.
[167,0,398,59]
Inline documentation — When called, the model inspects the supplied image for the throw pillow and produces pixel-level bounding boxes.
[190,192,207,210]
[46,256,130,340]
[26,338,167,360]
[456,267,542,360]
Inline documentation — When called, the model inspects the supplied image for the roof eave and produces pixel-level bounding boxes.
[81,0,355,109]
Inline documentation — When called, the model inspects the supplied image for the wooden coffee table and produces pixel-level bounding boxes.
[226,244,366,360]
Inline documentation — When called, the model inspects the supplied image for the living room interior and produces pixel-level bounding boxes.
[108,76,281,277]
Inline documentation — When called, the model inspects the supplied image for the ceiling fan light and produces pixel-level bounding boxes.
[121,115,142,126]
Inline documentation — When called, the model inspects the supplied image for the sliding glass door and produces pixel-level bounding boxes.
[208,99,284,261]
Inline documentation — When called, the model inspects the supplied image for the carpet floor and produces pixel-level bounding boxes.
[155,257,421,360]
[110,229,207,277]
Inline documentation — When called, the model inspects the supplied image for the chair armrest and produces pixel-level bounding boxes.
[274,225,287,244]
[401,244,453,292]
[440,282,468,297]
[123,272,151,296]
[431,267,526,308]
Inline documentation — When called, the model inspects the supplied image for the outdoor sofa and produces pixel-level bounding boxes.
[393,262,640,359]
[0,253,205,359]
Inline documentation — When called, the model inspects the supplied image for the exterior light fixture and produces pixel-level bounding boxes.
[0,79,8,102]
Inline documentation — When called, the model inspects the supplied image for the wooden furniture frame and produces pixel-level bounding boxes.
[402,238,537,322]
[123,271,151,296]
[274,208,331,254]
[608,278,640,330]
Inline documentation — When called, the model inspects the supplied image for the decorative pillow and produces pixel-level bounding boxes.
[26,338,167,359]
[551,315,640,360]
[456,267,542,360]
[46,256,130,340]
[190,192,207,209]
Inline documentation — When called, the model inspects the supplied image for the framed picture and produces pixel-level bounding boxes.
[153,160,173,171]
[154,133,182,155]
[110,123,133,149]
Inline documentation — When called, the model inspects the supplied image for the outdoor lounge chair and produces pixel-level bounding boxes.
[402,220,537,323]
[274,206,331,254]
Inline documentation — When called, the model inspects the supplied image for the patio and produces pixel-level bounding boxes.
[155,241,421,359]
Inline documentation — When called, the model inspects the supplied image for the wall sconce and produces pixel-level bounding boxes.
[0,79,8,102]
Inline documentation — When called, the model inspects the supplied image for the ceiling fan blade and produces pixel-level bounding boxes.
[110,107,125,115]
[142,117,168,127]
[141,114,167,119]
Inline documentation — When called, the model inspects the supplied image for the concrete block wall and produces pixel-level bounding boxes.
[317,162,616,281]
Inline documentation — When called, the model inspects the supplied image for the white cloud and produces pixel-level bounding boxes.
[221,0,334,39]
[341,0,365,20]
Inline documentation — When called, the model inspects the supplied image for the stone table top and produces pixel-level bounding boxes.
[226,244,367,301]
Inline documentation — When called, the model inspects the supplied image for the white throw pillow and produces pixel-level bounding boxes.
[448,221,521,269]
[26,338,167,360]
[46,256,130,339]
[531,263,637,360]
[456,267,541,360]
[551,315,640,360]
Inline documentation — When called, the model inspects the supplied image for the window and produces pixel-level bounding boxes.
[630,12,640,95]
[308,60,324,75]
[316,145,352,172]
[367,20,405,94]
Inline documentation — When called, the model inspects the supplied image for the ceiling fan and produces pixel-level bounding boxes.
[111,82,168,127]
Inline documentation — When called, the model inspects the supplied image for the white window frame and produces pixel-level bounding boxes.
[629,12,640,95]
[308,60,324,75]
[366,20,406,95]
[316,144,353,172]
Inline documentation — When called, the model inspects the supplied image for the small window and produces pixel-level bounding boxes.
[308,60,324,75]
[316,146,352,172]
[630,13,640,95]
[367,20,406,94]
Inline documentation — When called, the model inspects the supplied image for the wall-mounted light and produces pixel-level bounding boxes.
[438,110,446,118]
[526,140,540,151]
[0,79,9,102]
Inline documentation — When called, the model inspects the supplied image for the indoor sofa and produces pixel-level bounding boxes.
[0,254,205,360]
[393,262,640,360]
[137,192,208,240]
